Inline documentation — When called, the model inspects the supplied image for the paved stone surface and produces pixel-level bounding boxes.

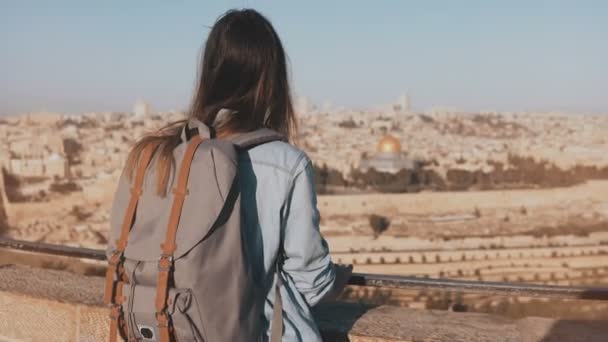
[0,264,104,306]
[0,291,78,342]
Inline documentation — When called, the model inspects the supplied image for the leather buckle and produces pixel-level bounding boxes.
[108,304,121,320]
[155,311,170,327]
[157,254,174,271]
[108,251,123,266]
[130,187,142,197]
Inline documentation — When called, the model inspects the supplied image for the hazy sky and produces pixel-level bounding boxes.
[1,1,607,115]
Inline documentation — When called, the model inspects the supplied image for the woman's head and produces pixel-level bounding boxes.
[125,9,296,196]
[191,9,296,139]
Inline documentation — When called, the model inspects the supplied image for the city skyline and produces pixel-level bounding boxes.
[1,1,607,115]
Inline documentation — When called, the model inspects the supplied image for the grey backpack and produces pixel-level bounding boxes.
[104,121,286,342]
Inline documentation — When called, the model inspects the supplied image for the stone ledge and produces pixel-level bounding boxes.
[0,264,607,341]
[0,264,104,306]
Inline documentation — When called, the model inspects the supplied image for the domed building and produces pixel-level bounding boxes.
[359,134,417,174]
[377,135,402,154]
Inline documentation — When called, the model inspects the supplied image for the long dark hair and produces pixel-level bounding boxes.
[124,9,297,196]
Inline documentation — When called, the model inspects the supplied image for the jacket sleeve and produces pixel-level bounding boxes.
[280,155,336,306]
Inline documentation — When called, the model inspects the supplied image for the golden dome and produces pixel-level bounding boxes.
[377,134,402,153]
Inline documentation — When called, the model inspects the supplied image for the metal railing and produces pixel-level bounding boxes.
[2,236,608,301]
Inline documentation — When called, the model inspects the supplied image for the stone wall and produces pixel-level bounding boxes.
[0,264,607,342]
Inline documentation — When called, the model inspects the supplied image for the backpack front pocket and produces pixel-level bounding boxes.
[122,284,205,342]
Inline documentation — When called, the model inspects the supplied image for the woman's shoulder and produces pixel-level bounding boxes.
[244,140,311,176]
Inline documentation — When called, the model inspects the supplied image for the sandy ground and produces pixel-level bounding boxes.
[319,180,608,239]
[4,180,608,247]
[318,180,608,216]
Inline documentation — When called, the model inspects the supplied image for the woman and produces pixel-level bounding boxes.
[119,8,352,342]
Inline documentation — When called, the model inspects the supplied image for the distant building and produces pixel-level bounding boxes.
[7,135,63,159]
[61,123,79,138]
[9,159,44,178]
[8,138,45,159]
[45,153,67,179]
[24,112,63,126]
[393,93,410,113]
[41,135,65,155]
[359,135,417,173]
[8,154,67,179]
[133,99,151,118]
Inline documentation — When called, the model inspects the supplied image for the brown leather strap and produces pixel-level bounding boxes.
[105,143,157,303]
[117,143,159,252]
[105,143,157,342]
[155,135,204,342]
[109,305,119,342]
[109,281,128,342]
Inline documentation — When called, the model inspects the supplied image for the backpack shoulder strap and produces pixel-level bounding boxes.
[155,134,206,342]
[105,142,157,342]
[231,128,286,341]
[229,128,287,149]
[271,255,284,342]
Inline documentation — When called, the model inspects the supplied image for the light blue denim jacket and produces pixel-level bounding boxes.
[239,139,336,342]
